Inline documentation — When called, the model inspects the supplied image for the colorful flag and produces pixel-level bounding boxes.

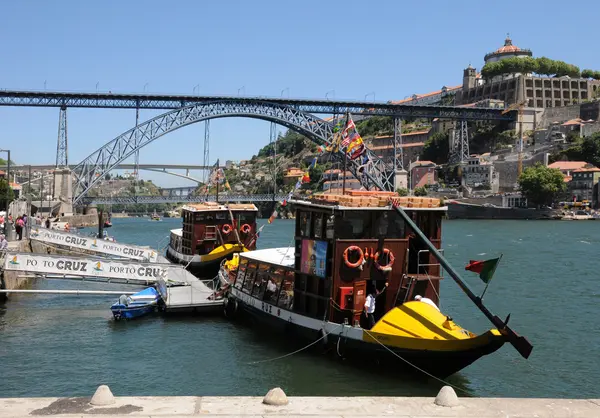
[465,258,501,284]
[301,172,311,184]
[268,210,278,224]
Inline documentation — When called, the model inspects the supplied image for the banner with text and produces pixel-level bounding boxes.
[30,228,159,262]
[3,252,187,283]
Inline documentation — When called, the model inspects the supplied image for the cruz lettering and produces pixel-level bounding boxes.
[56,260,88,271]
[64,236,88,246]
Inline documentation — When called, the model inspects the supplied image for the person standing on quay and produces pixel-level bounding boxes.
[15,216,24,240]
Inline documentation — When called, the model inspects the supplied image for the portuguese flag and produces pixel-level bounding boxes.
[465,257,501,284]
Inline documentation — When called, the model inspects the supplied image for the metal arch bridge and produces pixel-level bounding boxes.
[70,100,397,205]
[80,193,289,205]
[0,89,515,121]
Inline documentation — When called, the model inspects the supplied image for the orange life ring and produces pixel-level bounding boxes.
[240,224,251,234]
[374,248,395,271]
[222,224,232,235]
[343,246,364,269]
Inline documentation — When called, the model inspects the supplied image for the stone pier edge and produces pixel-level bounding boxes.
[0,394,599,418]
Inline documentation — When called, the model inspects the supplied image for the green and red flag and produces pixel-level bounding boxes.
[465,257,501,284]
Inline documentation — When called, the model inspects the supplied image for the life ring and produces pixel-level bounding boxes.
[374,248,395,271]
[240,224,251,234]
[222,224,232,235]
[343,246,364,269]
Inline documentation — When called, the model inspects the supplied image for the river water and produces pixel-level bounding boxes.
[0,217,598,399]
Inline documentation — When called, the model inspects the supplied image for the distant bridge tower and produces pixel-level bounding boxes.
[55,106,68,167]
[53,105,73,214]
[449,120,470,164]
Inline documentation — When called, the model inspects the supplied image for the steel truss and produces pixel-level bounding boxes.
[449,120,470,164]
[0,90,514,121]
[56,106,68,167]
[71,101,395,204]
[80,193,289,205]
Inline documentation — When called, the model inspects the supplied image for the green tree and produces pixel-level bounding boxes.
[413,186,428,197]
[517,164,565,207]
[421,132,449,164]
[0,179,15,211]
[579,133,600,167]
[582,69,594,79]
[396,187,408,196]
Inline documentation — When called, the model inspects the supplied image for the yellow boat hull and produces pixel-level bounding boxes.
[356,302,505,377]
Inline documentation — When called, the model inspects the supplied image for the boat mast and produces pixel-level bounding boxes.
[342,113,349,195]
[215,159,219,204]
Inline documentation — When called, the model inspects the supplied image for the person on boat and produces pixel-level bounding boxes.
[264,278,278,302]
[0,234,7,251]
[363,282,388,329]
[45,217,50,229]
[414,295,440,311]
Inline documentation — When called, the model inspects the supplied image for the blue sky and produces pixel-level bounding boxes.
[1,0,599,186]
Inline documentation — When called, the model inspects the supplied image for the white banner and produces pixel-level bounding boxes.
[3,252,186,283]
[29,227,159,262]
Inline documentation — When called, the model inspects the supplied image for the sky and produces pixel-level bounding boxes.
[1,0,599,187]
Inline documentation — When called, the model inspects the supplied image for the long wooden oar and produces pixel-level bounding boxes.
[389,198,533,359]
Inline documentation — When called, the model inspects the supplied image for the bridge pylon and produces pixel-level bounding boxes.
[449,120,470,164]
[55,106,68,167]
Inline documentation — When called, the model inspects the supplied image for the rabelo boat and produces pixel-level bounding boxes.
[223,191,532,378]
[167,202,259,278]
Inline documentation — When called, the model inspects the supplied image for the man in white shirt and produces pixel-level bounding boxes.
[264,279,278,302]
[363,282,388,329]
[414,294,440,311]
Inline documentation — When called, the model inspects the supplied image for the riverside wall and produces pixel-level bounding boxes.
[60,213,104,228]
[0,239,32,302]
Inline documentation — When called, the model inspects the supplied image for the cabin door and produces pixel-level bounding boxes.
[352,280,367,326]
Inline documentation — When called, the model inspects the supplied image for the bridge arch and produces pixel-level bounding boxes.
[72,100,394,204]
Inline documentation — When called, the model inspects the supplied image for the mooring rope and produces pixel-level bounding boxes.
[362,328,470,395]
[246,324,341,365]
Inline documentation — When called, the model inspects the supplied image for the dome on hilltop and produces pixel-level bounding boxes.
[484,35,532,63]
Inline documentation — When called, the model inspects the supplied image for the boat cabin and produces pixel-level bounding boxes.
[179,203,259,256]
[233,193,446,328]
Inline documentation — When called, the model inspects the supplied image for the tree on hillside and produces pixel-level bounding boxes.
[517,164,565,207]
[421,132,449,165]
[413,187,427,197]
[356,116,394,136]
[579,133,600,167]
[0,179,15,211]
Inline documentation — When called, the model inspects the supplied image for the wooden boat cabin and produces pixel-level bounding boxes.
[167,202,258,278]
[225,192,506,377]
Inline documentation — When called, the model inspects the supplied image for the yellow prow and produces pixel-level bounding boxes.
[363,301,503,352]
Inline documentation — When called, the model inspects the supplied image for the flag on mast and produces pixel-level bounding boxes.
[465,257,502,284]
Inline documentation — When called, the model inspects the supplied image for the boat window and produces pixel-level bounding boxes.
[242,262,258,293]
[239,213,255,223]
[252,264,270,298]
[216,212,226,220]
[234,259,248,289]
[298,211,312,237]
[195,213,205,221]
[313,214,324,239]
[206,213,215,221]
[264,268,284,305]
[325,214,335,239]
[373,210,405,238]
[335,212,371,239]
[277,270,294,310]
